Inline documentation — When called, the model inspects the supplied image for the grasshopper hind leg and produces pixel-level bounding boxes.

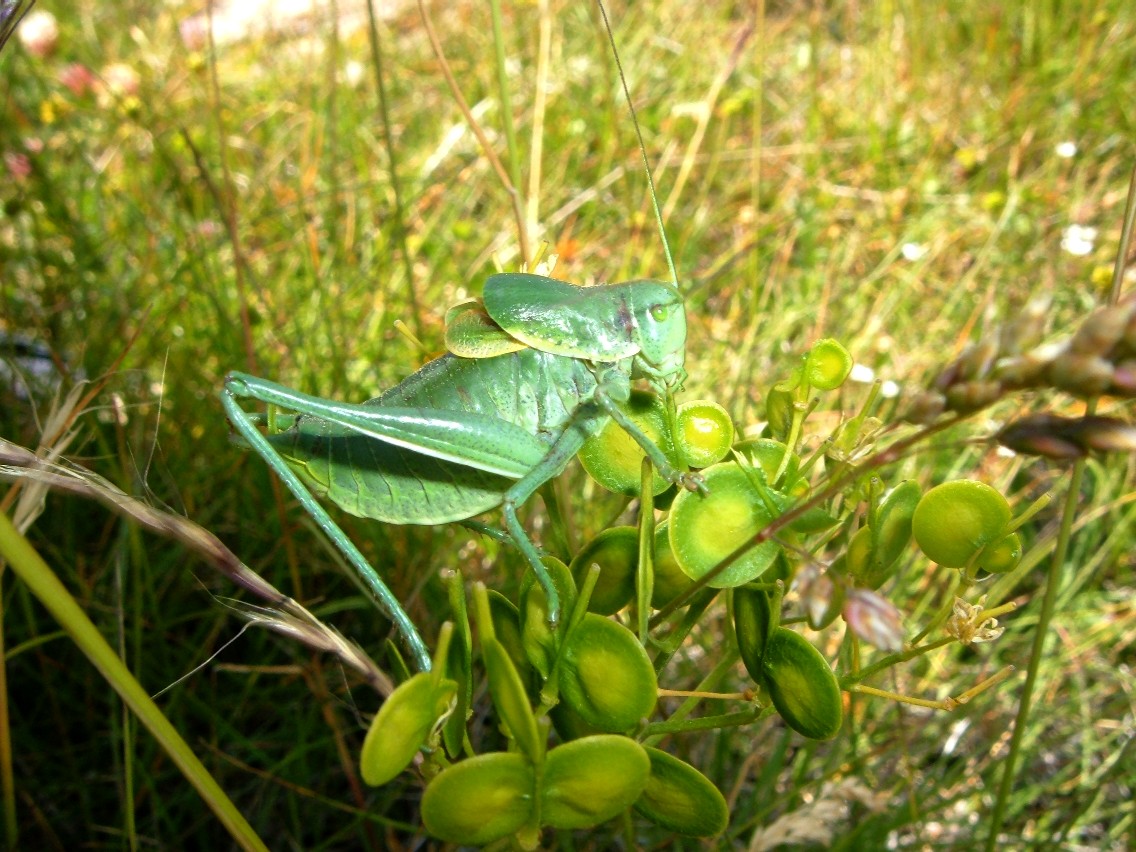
[222,374,432,672]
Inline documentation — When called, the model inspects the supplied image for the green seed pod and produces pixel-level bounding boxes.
[540,736,650,830]
[421,752,534,845]
[761,628,843,740]
[484,637,543,763]
[978,531,1022,573]
[487,590,529,678]
[443,580,473,759]
[732,438,808,496]
[668,462,780,588]
[733,586,775,683]
[912,480,1011,568]
[651,521,696,608]
[520,557,577,678]
[765,386,795,440]
[578,390,678,495]
[848,480,920,590]
[674,399,734,468]
[360,672,458,787]
[634,746,729,837]
[569,526,638,616]
[559,613,657,732]
[804,339,854,390]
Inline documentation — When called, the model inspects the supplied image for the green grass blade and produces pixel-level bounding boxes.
[0,512,269,852]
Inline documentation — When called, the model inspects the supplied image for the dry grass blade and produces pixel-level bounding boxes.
[0,438,392,696]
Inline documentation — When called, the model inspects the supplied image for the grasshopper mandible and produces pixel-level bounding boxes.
[222,2,700,674]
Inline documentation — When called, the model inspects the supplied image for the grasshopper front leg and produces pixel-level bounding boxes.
[499,417,593,628]
[592,378,708,495]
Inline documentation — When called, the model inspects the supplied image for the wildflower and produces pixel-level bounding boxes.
[343,60,365,89]
[900,242,927,261]
[101,63,141,98]
[3,150,31,181]
[58,63,96,98]
[944,596,1004,645]
[179,16,208,52]
[17,9,57,58]
[1055,141,1077,159]
[1060,224,1096,257]
[796,563,842,630]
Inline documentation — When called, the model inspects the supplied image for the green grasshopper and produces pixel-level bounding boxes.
[222,8,698,674]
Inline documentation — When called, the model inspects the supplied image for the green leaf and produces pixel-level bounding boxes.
[540,736,650,829]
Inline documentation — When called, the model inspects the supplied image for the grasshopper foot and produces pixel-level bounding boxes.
[677,471,708,495]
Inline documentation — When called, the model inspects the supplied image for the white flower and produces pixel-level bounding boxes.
[944,596,1004,645]
[1061,224,1097,257]
[343,60,365,89]
[18,10,59,58]
[900,242,928,261]
[1055,141,1077,159]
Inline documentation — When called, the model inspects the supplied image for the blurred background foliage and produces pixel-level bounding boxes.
[1,0,1134,848]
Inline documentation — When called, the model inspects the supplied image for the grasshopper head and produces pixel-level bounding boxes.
[629,281,687,391]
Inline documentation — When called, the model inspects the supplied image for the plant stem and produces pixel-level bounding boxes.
[364,0,423,341]
[985,160,1136,851]
[984,462,1083,849]
[488,0,525,250]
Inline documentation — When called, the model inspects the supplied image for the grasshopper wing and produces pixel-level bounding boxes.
[482,273,641,363]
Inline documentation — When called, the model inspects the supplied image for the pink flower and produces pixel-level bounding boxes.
[101,63,141,98]
[3,151,32,181]
[58,64,96,98]
[843,588,905,652]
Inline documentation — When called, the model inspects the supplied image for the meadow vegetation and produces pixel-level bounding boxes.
[1,0,1134,848]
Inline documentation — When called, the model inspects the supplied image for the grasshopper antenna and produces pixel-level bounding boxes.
[596,0,678,291]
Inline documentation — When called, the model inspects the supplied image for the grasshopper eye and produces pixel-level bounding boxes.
[650,304,670,322]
